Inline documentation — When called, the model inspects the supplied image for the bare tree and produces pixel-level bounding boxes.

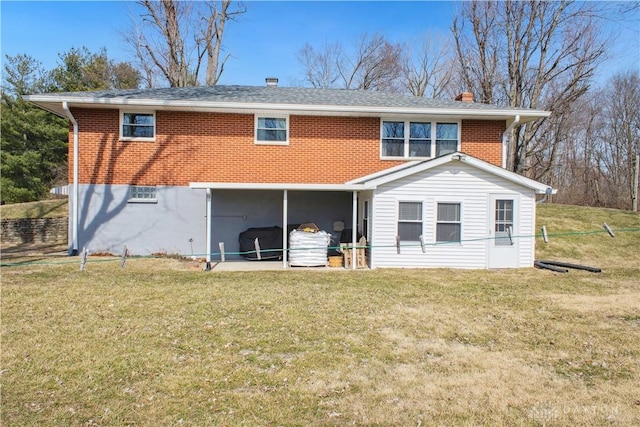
[596,71,640,209]
[201,0,243,86]
[126,0,245,87]
[452,1,502,105]
[544,71,640,210]
[452,0,607,179]
[402,34,455,98]
[298,42,341,89]
[298,33,403,92]
[542,92,603,206]
[339,34,403,91]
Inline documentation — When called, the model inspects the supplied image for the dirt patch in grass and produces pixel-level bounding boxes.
[545,292,640,314]
[1,242,68,258]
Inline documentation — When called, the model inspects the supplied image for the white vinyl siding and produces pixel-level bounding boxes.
[369,161,535,269]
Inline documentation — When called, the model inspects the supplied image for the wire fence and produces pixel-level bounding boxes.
[2,226,639,269]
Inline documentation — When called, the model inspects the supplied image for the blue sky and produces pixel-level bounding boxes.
[1,1,638,87]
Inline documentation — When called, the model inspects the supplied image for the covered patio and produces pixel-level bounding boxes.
[189,183,370,270]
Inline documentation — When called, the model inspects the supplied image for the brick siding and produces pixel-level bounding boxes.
[460,119,505,166]
[69,109,505,186]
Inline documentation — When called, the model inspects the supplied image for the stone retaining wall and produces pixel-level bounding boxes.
[1,217,68,245]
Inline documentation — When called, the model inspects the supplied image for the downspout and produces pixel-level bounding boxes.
[502,115,520,169]
[205,189,212,270]
[62,102,79,256]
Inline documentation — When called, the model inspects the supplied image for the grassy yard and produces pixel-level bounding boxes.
[0,199,68,220]
[1,204,639,426]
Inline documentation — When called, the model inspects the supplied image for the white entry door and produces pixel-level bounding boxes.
[488,195,519,268]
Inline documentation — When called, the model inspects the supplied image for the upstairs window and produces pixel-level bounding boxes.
[121,112,155,141]
[255,116,288,145]
[381,120,458,159]
[436,123,458,157]
[382,121,405,156]
[409,122,431,157]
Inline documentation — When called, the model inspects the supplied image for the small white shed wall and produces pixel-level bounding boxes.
[370,162,536,269]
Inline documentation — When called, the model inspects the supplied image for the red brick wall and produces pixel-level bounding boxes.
[69,109,505,185]
[460,119,505,166]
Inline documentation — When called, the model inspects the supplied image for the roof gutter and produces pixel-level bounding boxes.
[502,115,520,169]
[189,182,368,191]
[24,95,551,123]
[62,102,79,256]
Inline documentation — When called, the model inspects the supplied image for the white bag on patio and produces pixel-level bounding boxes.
[288,229,330,267]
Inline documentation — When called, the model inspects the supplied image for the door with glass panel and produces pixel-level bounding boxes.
[488,195,518,268]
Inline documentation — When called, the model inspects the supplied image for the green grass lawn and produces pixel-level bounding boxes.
[0,199,67,219]
[1,204,639,426]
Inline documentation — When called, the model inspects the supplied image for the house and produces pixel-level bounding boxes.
[25,80,553,269]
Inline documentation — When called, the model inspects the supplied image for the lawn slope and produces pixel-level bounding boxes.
[2,204,639,426]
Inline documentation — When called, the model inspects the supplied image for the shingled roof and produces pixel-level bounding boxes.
[25,84,550,122]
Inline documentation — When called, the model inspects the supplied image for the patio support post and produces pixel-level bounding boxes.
[352,191,357,270]
[205,188,212,270]
[282,189,288,269]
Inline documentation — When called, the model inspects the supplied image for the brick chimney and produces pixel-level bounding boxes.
[265,77,279,87]
[455,92,474,102]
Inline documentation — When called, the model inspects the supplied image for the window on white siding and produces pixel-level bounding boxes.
[398,201,422,241]
[381,120,458,159]
[436,203,461,242]
[362,199,370,240]
[121,112,155,141]
[129,185,157,203]
[494,199,514,246]
[255,116,288,144]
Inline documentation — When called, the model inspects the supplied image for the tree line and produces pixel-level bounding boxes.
[1,49,141,203]
[2,0,638,210]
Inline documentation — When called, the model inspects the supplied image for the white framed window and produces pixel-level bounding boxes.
[120,111,155,141]
[409,122,432,157]
[382,121,405,157]
[435,123,458,157]
[129,185,157,203]
[436,202,461,242]
[494,199,514,246]
[255,115,289,145]
[398,201,423,241]
[362,199,370,240]
[381,120,459,159]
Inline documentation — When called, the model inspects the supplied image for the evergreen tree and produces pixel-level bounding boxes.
[1,49,141,203]
[1,55,67,203]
